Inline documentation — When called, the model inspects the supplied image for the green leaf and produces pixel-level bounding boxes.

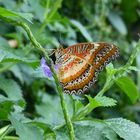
[56,120,117,140]
[106,63,116,76]
[9,65,24,83]
[94,96,117,107]
[74,99,84,114]
[56,118,140,140]
[121,0,138,23]
[105,118,140,140]
[9,115,44,140]
[21,0,45,22]
[108,11,127,35]
[0,95,25,120]
[0,37,10,48]
[47,0,63,21]
[0,125,13,140]
[0,95,14,120]
[0,125,9,136]
[35,93,64,126]
[0,0,16,10]
[30,122,56,140]
[0,7,33,23]
[32,66,47,78]
[70,19,93,42]
[36,93,74,126]
[74,96,117,120]
[0,78,23,101]
[115,76,139,103]
[0,46,39,67]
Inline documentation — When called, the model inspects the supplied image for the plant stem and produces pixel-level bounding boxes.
[2,136,19,140]
[18,22,75,140]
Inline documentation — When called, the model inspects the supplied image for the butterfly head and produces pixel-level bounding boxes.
[55,46,66,64]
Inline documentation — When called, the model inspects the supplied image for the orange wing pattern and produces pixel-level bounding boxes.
[55,42,119,94]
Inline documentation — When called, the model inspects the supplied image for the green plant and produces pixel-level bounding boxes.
[0,1,140,140]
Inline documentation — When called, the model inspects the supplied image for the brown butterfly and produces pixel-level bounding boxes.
[55,42,119,94]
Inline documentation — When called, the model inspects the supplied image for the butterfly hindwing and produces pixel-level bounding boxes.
[55,42,119,94]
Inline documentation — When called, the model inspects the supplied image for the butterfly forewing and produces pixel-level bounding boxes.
[55,42,119,94]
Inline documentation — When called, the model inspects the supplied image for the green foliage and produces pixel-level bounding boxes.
[73,96,117,120]
[70,19,93,42]
[0,0,140,140]
[0,7,33,23]
[56,118,140,140]
[56,120,117,140]
[105,118,140,140]
[94,96,117,107]
[0,78,23,100]
[108,11,127,35]
[0,45,39,66]
[0,96,14,120]
[115,76,139,103]
[9,115,44,140]
[35,93,65,126]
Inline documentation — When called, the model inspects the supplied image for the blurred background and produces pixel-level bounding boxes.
[0,0,140,126]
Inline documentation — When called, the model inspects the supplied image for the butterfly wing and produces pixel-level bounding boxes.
[56,42,119,94]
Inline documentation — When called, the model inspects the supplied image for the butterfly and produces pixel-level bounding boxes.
[55,42,119,94]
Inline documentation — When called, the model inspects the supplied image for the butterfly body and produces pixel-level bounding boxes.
[55,42,119,94]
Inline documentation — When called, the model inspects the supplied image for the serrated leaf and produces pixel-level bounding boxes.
[0,46,39,67]
[9,115,44,140]
[108,11,127,35]
[0,78,22,101]
[115,76,139,103]
[94,96,117,107]
[74,96,117,120]
[0,7,33,23]
[70,19,93,42]
[56,120,117,140]
[105,118,140,140]
[73,96,99,120]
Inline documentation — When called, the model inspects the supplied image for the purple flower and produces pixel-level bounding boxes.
[41,57,59,78]
[54,64,59,71]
